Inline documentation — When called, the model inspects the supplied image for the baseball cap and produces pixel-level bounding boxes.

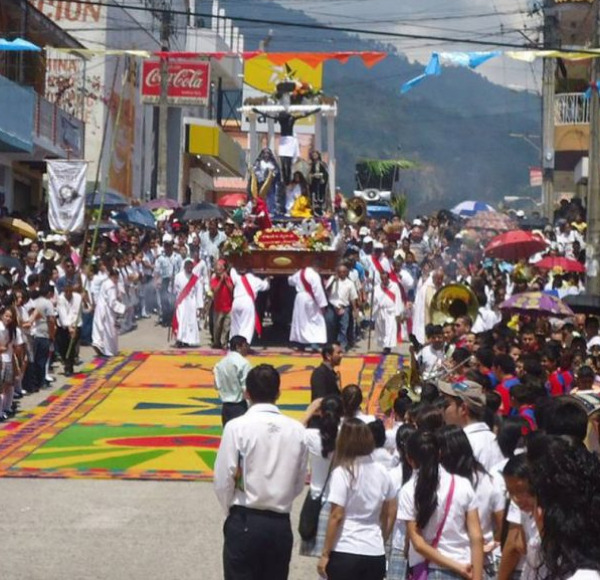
[363,236,373,244]
[412,218,423,227]
[373,241,384,250]
[359,226,369,236]
[438,380,485,409]
[162,233,173,244]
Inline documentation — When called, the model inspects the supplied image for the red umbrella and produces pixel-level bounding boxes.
[217,193,247,207]
[534,256,585,273]
[484,230,547,262]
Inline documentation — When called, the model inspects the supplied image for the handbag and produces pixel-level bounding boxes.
[409,475,455,580]
[298,460,334,541]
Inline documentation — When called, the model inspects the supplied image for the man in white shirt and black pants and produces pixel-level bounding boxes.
[214,364,308,580]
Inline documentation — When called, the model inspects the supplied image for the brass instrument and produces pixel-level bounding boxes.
[346,197,367,224]
[429,283,479,326]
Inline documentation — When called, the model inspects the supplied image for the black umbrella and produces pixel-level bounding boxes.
[174,202,226,222]
[86,190,129,208]
[0,255,23,273]
[564,294,600,316]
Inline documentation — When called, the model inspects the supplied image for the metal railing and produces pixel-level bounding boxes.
[555,92,590,125]
[34,93,85,158]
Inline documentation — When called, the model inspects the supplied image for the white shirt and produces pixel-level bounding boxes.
[213,403,308,514]
[389,463,409,551]
[371,447,395,470]
[326,276,358,308]
[473,471,505,543]
[507,501,540,579]
[566,572,600,580]
[398,467,477,567]
[304,429,334,499]
[418,344,446,378]
[56,292,82,328]
[463,422,505,472]
[327,456,396,556]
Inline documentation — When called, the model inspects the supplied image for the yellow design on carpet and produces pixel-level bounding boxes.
[0,351,405,481]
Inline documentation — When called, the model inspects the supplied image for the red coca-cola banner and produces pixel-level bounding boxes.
[141,61,210,105]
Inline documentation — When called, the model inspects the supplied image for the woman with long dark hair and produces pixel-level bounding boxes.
[341,384,375,423]
[438,425,505,577]
[300,395,343,558]
[317,419,395,580]
[0,304,18,420]
[528,436,600,580]
[398,430,484,580]
[387,423,417,580]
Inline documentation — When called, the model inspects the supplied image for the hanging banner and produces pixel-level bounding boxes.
[47,160,88,232]
[141,60,210,105]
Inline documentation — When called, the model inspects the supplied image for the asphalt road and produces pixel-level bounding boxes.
[0,316,406,579]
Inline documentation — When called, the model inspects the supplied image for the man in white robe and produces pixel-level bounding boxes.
[92,270,126,357]
[372,272,403,353]
[229,268,269,344]
[413,269,443,346]
[173,259,204,347]
[288,266,328,349]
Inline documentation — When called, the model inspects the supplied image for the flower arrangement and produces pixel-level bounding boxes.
[222,233,250,256]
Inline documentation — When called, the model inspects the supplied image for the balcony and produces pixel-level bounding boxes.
[33,94,85,159]
[0,75,35,153]
[555,92,590,125]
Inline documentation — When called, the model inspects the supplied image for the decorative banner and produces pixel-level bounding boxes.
[47,160,88,232]
[141,60,210,105]
[254,228,301,249]
[401,51,500,94]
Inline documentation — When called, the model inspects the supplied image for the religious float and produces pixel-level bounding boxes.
[225,76,342,275]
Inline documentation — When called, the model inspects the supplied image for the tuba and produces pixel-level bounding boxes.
[429,283,479,326]
[346,197,367,224]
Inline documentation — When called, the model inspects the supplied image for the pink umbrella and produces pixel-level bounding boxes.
[484,230,547,262]
[534,256,585,273]
[217,193,247,207]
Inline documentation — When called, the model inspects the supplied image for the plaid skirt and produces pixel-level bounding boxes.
[387,548,408,580]
[299,501,331,557]
[0,360,14,385]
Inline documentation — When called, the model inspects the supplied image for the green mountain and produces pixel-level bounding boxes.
[225,0,541,214]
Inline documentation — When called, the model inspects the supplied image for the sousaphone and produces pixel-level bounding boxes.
[429,283,479,326]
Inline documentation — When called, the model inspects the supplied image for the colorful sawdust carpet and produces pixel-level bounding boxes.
[0,351,405,481]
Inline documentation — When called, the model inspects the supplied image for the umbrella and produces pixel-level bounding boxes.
[0,217,37,239]
[500,291,574,318]
[564,294,600,316]
[0,275,11,287]
[143,198,181,210]
[87,221,118,233]
[217,193,247,208]
[484,230,547,262]
[451,201,495,217]
[465,211,515,231]
[0,255,23,273]
[86,190,129,208]
[534,256,585,273]
[113,207,156,230]
[174,202,227,222]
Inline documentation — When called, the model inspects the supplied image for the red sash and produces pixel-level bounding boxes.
[171,273,199,337]
[371,255,385,276]
[382,286,396,303]
[300,268,318,304]
[241,275,262,337]
[390,270,408,302]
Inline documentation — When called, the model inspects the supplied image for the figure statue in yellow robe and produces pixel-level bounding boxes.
[290,192,312,218]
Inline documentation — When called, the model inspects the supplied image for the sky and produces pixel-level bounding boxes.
[272,0,543,92]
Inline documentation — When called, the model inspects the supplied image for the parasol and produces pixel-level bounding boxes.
[484,230,547,262]
[86,190,129,208]
[174,202,227,222]
[564,294,600,316]
[500,291,574,318]
[217,193,247,208]
[0,217,37,240]
[534,256,585,273]
[465,211,515,231]
[143,198,181,210]
[112,207,156,230]
[0,255,23,273]
[450,201,495,217]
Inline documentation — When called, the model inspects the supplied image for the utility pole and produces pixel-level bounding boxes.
[157,2,172,199]
[586,0,600,293]
[541,0,556,220]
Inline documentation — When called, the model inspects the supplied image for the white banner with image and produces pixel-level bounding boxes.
[48,160,88,232]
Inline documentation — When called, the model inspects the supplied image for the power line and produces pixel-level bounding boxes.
[41,0,539,49]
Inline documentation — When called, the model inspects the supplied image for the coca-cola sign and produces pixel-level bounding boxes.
[141,61,210,105]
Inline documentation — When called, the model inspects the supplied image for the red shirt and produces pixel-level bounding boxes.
[546,369,573,397]
[210,274,233,314]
